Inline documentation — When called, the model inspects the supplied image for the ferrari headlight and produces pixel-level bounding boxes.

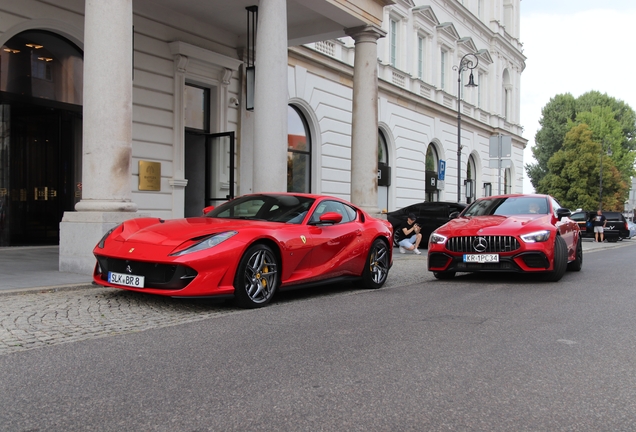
[170,231,238,256]
[429,232,448,245]
[97,225,119,249]
[520,230,551,243]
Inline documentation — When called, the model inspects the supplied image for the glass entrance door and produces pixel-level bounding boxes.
[0,103,80,245]
[184,131,235,217]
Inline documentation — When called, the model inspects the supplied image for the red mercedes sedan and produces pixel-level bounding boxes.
[93,193,393,308]
[427,194,582,281]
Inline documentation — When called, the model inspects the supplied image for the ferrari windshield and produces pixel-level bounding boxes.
[206,194,315,223]
[463,196,549,217]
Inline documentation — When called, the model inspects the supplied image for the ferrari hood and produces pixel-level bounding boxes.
[116,217,275,246]
[438,214,551,236]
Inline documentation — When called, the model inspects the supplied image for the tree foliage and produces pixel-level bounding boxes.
[526,93,577,189]
[538,124,628,211]
[526,91,636,208]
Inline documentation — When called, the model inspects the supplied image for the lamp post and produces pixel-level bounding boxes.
[453,53,478,203]
[599,139,611,210]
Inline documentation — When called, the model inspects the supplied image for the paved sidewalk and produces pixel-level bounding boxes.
[0,246,92,293]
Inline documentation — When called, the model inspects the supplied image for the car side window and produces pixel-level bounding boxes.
[569,212,585,222]
[309,200,351,224]
[549,197,561,217]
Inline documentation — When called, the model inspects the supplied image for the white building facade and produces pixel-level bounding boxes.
[0,0,525,274]
[302,0,526,212]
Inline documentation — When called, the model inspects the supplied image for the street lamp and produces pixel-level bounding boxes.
[453,53,478,203]
[599,139,612,210]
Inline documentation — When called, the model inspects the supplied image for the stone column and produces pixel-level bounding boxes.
[345,25,386,214]
[76,0,136,212]
[60,0,140,274]
[252,0,288,193]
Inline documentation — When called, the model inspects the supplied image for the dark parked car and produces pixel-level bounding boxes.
[569,210,629,242]
[386,201,466,247]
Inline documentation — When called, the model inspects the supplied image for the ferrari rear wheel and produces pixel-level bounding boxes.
[234,244,279,308]
[362,239,390,289]
[543,235,567,282]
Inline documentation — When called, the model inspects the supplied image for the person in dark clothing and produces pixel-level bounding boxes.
[593,209,607,242]
[396,212,422,254]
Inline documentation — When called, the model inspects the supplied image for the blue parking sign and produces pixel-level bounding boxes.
[438,160,446,181]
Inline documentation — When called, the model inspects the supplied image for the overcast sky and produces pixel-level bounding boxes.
[520,0,636,192]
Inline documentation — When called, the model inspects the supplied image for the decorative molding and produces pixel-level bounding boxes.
[220,68,233,86]
[168,41,242,71]
[174,54,188,73]
[169,178,188,188]
[458,37,477,52]
[412,5,439,27]
[436,22,460,41]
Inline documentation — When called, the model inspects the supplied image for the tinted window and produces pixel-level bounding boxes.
[569,212,587,222]
[604,212,624,221]
[464,197,549,216]
[207,194,314,223]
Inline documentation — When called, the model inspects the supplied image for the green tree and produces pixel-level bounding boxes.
[526,91,636,190]
[538,124,627,211]
[526,93,577,189]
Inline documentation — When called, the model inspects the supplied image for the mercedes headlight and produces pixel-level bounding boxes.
[520,230,551,243]
[429,232,448,245]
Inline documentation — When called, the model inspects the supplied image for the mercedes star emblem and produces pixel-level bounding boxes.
[473,237,488,253]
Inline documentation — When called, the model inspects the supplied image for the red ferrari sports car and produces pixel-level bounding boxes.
[427,194,582,281]
[93,193,393,308]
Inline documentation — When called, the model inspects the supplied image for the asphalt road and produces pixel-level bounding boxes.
[1,242,636,431]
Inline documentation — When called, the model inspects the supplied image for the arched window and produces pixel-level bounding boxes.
[0,30,83,104]
[502,69,511,121]
[378,130,390,211]
[425,144,438,171]
[466,155,476,204]
[504,168,512,194]
[287,105,311,193]
[378,131,388,166]
[425,144,439,202]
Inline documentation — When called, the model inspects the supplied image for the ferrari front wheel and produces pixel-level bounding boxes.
[234,244,279,308]
[362,239,390,289]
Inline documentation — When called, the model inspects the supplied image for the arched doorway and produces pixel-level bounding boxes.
[0,30,83,246]
[287,105,311,193]
[425,143,439,202]
[466,155,476,204]
[377,130,390,212]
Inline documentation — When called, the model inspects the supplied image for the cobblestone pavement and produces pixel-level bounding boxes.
[0,255,425,356]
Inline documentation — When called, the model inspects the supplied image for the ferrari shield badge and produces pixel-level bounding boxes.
[300,236,306,244]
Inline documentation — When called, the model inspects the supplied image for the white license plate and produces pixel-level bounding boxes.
[463,254,499,263]
[108,271,145,288]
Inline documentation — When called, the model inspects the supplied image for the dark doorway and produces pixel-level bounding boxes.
[184,131,234,217]
[0,30,83,246]
[0,102,80,245]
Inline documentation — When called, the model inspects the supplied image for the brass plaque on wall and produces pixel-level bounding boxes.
[139,161,161,191]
